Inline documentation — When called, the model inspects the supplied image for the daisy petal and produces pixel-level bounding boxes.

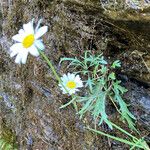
[23,21,34,34]
[62,74,68,81]
[35,26,48,39]
[35,18,43,32]
[18,29,25,34]
[10,43,23,52]
[34,40,45,50]
[21,50,28,64]
[68,73,75,80]
[10,49,19,57]
[69,90,75,95]
[77,82,83,88]
[15,53,22,64]
[28,45,39,57]
[75,75,83,87]
[12,34,24,42]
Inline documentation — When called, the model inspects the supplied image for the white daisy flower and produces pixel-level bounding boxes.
[59,73,83,95]
[10,19,48,64]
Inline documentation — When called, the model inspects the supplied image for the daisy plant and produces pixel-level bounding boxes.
[10,19,48,64]
[57,73,84,110]
[86,123,150,150]
[9,19,150,150]
[59,73,83,95]
[60,51,136,130]
[38,50,83,110]
[10,19,135,130]
[10,19,83,110]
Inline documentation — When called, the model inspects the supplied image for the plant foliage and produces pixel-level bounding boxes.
[0,124,18,150]
[0,138,17,150]
[60,51,136,130]
[87,126,150,150]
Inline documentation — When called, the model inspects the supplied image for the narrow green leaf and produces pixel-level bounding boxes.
[111,60,121,68]
[108,72,116,80]
[59,97,76,109]
[86,127,143,149]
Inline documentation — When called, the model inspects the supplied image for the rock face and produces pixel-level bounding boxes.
[0,0,150,149]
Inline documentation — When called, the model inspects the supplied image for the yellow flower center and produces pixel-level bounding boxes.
[22,34,35,48]
[66,81,76,89]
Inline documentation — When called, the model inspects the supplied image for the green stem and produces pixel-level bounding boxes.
[38,50,78,111]
[39,50,61,83]
[110,122,138,140]
[130,138,143,150]
[86,127,144,149]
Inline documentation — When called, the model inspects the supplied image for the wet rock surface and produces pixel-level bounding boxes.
[0,0,150,149]
[119,75,150,131]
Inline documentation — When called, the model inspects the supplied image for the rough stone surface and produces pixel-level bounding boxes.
[0,0,150,149]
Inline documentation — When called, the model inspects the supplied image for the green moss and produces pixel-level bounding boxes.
[0,123,18,150]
